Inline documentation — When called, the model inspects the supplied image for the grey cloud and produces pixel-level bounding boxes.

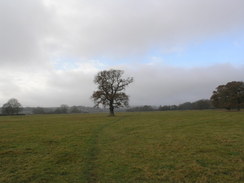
[1,0,244,62]
[0,0,54,66]
[126,64,244,106]
[50,0,244,58]
[13,69,96,107]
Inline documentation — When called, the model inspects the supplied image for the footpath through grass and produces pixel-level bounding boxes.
[0,111,243,182]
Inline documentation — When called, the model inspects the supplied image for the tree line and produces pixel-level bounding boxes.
[127,99,213,112]
[0,102,109,115]
[128,81,244,112]
[31,105,105,114]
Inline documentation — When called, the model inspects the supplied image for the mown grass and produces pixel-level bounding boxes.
[0,111,243,183]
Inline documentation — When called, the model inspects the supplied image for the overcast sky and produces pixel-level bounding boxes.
[0,0,244,107]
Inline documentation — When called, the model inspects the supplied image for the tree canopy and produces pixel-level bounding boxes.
[91,69,133,116]
[210,81,244,110]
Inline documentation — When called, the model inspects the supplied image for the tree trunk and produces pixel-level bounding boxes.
[237,98,241,111]
[237,103,240,111]
[109,102,115,116]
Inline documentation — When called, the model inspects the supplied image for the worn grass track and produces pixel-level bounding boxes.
[83,116,126,183]
[0,111,243,182]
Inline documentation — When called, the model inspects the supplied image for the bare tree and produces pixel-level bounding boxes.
[1,98,23,115]
[91,69,133,116]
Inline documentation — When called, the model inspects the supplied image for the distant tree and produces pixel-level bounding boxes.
[70,106,81,113]
[127,105,156,112]
[178,102,193,110]
[1,98,23,115]
[159,105,179,111]
[170,105,178,110]
[210,81,244,110]
[141,105,154,111]
[192,99,213,110]
[32,107,45,114]
[158,101,212,111]
[159,105,171,111]
[55,104,69,114]
[91,69,133,116]
[60,104,69,113]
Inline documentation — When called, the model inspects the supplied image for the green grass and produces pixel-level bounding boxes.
[0,111,243,183]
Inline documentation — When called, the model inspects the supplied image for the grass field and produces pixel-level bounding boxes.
[0,111,243,183]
